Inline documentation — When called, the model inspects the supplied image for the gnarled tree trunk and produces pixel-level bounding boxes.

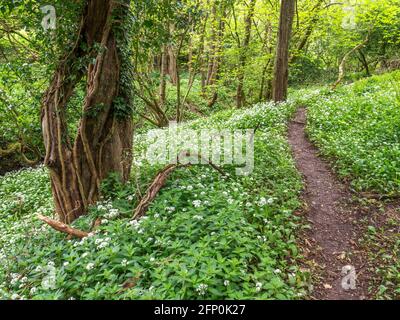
[41,0,133,223]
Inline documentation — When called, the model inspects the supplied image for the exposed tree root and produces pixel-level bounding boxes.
[37,214,89,239]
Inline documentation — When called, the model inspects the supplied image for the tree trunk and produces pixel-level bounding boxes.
[41,0,134,223]
[358,49,370,76]
[159,45,168,106]
[272,0,296,102]
[236,0,256,108]
[332,34,370,89]
[259,22,273,102]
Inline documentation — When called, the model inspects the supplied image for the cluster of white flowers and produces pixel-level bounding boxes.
[166,206,175,213]
[14,192,26,202]
[86,263,95,271]
[121,259,130,267]
[129,219,145,234]
[104,208,119,219]
[258,197,274,207]
[96,200,120,219]
[224,280,230,287]
[255,282,263,292]
[95,237,111,250]
[10,273,21,286]
[257,235,267,242]
[196,283,208,296]
[192,200,202,208]
[193,215,204,221]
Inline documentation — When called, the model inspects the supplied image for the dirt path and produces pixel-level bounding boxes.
[288,107,371,300]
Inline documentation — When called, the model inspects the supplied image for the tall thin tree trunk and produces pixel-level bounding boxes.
[236,0,256,108]
[159,45,168,106]
[41,0,133,223]
[259,22,273,102]
[272,0,296,102]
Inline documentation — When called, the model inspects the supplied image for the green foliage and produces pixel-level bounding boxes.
[307,70,400,195]
[0,99,310,300]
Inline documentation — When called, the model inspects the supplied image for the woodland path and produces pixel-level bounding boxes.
[288,107,371,300]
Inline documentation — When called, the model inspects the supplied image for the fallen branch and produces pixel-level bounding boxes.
[133,153,227,220]
[133,164,183,220]
[37,214,89,239]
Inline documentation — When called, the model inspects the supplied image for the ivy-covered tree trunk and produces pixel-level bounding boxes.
[41,0,133,223]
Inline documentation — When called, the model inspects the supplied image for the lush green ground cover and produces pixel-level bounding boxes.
[307,71,400,195]
[0,99,310,300]
[306,71,400,299]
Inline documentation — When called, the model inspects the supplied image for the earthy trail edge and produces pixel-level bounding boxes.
[288,107,371,300]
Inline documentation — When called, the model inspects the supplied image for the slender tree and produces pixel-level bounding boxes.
[41,0,134,223]
[236,0,256,108]
[272,0,295,102]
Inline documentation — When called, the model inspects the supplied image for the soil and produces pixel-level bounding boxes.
[288,107,372,300]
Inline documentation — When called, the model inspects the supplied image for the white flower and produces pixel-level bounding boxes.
[11,294,20,300]
[196,283,208,295]
[193,215,204,221]
[127,195,134,201]
[224,280,230,286]
[154,213,160,218]
[258,197,267,206]
[274,269,281,274]
[256,282,263,292]
[149,257,155,262]
[187,185,193,191]
[86,263,95,271]
[121,259,129,267]
[30,287,37,295]
[192,200,202,208]
[82,252,89,258]
[63,262,70,267]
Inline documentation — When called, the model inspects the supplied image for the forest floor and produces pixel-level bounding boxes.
[288,107,374,300]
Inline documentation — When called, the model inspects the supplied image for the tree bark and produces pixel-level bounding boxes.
[332,34,370,89]
[41,0,133,223]
[159,45,168,106]
[236,0,256,108]
[272,0,296,102]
